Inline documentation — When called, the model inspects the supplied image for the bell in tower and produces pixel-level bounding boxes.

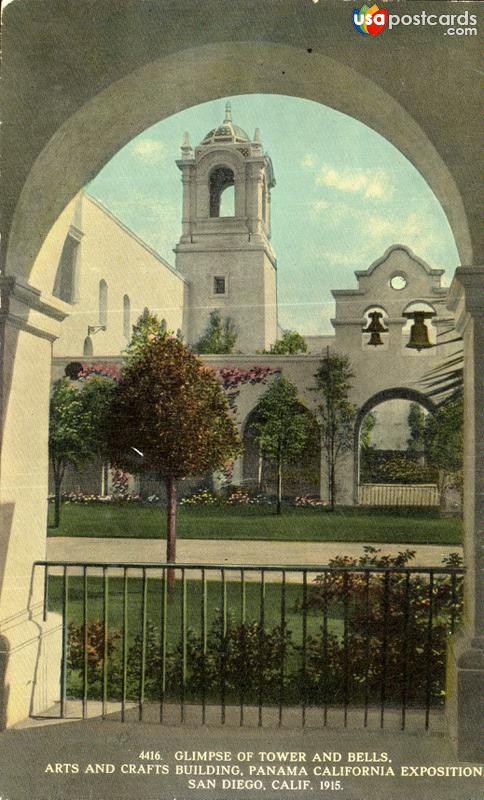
[174,102,277,353]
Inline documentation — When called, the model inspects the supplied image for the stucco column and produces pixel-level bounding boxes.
[445,267,484,761]
[0,277,66,727]
[179,164,193,239]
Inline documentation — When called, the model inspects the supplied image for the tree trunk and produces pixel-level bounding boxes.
[319,429,325,502]
[438,469,449,514]
[54,482,61,528]
[258,445,263,492]
[329,460,335,512]
[277,456,282,515]
[165,476,177,592]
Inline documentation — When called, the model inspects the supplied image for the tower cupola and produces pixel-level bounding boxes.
[174,102,278,353]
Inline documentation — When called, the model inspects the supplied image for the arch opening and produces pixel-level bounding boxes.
[7,41,472,290]
[242,403,321,500]
[355,389,438,507]
[98,279,108,327]
[209,166,235,217]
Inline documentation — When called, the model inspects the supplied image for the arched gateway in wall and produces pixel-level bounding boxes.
[1,2,482,761]
[353,387,436,505]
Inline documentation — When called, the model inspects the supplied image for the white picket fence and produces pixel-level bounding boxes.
[358,483,440,507]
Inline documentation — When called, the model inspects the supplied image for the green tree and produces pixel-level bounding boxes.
[124,309,167,363]
[80,375,118,491]
[360,411,376,451]
[196,310,238,354]
[407,402,426,455]
[425,396,463,509]
[313,353,355,511]
[268,330,308,355]
[49,379,95,527]
[49,375,118,525]
[251,378,313,514]
[105,330,241,583]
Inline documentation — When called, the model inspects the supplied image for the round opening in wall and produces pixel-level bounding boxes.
[390,273,408,290]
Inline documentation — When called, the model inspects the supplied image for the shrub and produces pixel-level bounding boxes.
[64,549,463,709]
[294,495,327,508]
[299,547,463,706]
[180,489,219,506]
[360,449,437,484]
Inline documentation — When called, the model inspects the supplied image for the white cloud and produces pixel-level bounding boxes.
[315,165,392,200]
[131,138,166,163]
[301,153,317,168]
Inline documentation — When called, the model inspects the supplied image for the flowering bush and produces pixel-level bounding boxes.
[214,365,278,412]
[110,468,130,498]
[180,487,272,506]
[77,362,121,382]
[146,494,161,503]
[180,489,218,506]
[58,491,142,504]
[225,489,270,505]
[68,621,120,681]
[225,488,253,505]
[294,495,327,508]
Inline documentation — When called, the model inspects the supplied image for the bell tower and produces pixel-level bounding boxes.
[174,102,277,352]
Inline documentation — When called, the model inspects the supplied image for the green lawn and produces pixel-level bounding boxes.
[47,503,462,545]
[48,575,333,647]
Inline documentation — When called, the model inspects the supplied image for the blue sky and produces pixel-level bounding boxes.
[88,94,459,334]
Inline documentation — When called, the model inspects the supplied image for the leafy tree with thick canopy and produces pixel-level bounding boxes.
[267,330,308,355]
[124,309,167,362]
[49,376,117,526]
[105,331,241,577]
[407,402,426,456]
[313,352,355,511]
[251,377,313,514]
[196,309,238,354]
[425,396,463,509]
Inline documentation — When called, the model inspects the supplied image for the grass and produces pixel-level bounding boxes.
[47,502,462,545]
[47,575,335,647]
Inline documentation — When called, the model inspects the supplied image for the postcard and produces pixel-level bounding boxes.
[1,1,482,799]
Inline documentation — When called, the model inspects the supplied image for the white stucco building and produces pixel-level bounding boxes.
[41,105,458,504]
[42,192,188,360]
[42,154,453,511]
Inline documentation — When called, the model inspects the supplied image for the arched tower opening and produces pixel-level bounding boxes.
[209,166,235,217]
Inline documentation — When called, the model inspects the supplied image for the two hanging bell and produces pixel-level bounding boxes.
[362,311,388,347]
[403,311,435,351]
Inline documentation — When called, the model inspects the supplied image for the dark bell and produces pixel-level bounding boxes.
[404,311,435,351]
[363,311,388,346]
[367,330,384,347]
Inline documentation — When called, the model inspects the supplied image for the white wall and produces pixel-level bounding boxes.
[30,192,188,358]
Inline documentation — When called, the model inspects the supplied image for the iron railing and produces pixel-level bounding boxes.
[34,561,464,730]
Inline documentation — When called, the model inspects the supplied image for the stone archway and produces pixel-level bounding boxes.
[353,387,436,505]
[1,4,482,756]
[5,41,474,289]
[241,402,321,500]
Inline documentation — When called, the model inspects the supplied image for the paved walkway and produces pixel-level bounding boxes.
[3,716,482,800]
[47,537,462,571]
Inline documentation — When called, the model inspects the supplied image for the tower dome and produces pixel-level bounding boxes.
[201,102,250,145]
